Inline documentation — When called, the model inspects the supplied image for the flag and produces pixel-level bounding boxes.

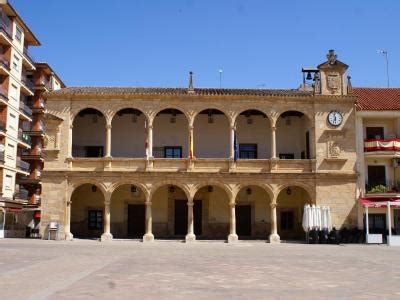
[233,129,238,161]
[189,128,193,160]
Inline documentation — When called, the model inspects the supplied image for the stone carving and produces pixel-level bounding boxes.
[327,73,340,92]
[329,141,341,159]
[326,50,337,65]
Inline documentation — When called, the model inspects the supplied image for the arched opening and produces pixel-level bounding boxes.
[276,111,313,159]
[110,184,146,238]
[111,108,146,157]
[193,109,230,158]
[235,185,272,239]
[236,110,270,159]
[70,183,105,239]
[153,109,188,158]
[193,185,230,239]
[276,185,312,240]
[72,108,106,157]
[151,184,188,238]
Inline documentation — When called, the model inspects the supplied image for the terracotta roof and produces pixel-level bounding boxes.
[46,87,313,98]
[354,88,400,111]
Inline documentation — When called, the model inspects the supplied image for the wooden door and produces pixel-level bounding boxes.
[236,205,251,236]
[127,204,145,237]
[194,200,202,235]
[174,200,187,236]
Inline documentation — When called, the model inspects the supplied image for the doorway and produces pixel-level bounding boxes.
[127,204,145,238]
[174,200,202,236]
[236,205,252,236]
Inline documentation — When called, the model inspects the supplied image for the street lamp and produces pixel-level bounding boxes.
[377,49,390,87]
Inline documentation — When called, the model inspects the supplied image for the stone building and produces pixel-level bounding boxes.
[40,50,357,243]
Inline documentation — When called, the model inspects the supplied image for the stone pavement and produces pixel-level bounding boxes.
[1,239,400,299]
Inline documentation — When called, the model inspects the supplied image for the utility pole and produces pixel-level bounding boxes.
[378,49,390,87]
[219,69,223,88]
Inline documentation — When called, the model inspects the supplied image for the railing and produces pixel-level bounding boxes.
[0,56,10,70]
[0,120,6,131]
[17,159,30,172]
[21,74,35,91]
[23,47,35,65]
[0,88,8,101]
[19,101,32,117]
[18,129,31,144]
[0,9,12,39]
[364,138,400,152]
[14,187,29,200]
[366,180,400,194]
[37,75,51,90]
[0,151,4,162]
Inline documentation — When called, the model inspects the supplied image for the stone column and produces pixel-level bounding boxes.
[271,125,277,159]
[68,124,73,158]
[269,202,280,243]
[186,199,196,242]
[228,201,238,242]
[143,199,154,242]
[148,124,153,158]
[65,200,73,241]
[229,125,235,159]
[105,124,112,158]
[101,194,113,241]
[188,125,194,159]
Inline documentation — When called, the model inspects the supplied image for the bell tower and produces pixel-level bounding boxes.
[317,50,349,95]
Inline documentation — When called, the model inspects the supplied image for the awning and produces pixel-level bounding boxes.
[358,197,400,208]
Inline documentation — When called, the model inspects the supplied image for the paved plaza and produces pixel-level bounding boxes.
[1,239,400,299]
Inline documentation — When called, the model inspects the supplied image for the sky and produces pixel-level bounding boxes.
[12,0,400,89]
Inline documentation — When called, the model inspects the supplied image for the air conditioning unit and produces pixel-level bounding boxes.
[392,158,400,168]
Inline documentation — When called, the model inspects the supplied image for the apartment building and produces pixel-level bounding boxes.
[0,1,64,238]
[40,50,357,242]
[355,88,400,237]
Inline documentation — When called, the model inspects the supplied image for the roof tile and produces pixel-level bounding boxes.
[354,88,400,111]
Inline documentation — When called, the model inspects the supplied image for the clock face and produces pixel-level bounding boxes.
[328,111,343,126]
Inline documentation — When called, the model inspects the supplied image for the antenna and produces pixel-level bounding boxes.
[219,69,223,88]
[377,49,390,87]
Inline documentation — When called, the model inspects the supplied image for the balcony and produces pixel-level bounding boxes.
[364,138,400,157]
[20,75,34,96]
[365,180,400,196]
[0,56,10,75]
[22,148,44,161]
[17,129,31,147]
[16,159,30,173]
[0,120,6,133]
[19,101,32,119]
[13,187,29,201]
[22,47,35,70]
[0,88,8,105]
[35,75,51,91]
[0,151,4,163]
[65,157,317,174]
[0,10,12,44]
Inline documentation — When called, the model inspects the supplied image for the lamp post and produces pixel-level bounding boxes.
[219,69,223,88]
[378,49,390,87]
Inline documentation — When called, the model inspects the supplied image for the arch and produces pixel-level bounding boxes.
[193,108,230,158]
[70,180,107,197]
[154,107,190,124]
[193,107,232,125]
[71,107,107,124]
[275,110,314,160]
[192,182,232,200]
[108,180,149,198]
[111,108,147,158]
[276,109,313,123]
[150,181,191,200]
[110,107,150,125]
[72,108,106,158]
[236,183,274,202]
[234,108,273,127]
[276,183,314,202]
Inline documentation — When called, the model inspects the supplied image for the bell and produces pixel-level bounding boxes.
[306,72,312,80]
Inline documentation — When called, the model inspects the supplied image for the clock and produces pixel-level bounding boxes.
[327,111,343,126]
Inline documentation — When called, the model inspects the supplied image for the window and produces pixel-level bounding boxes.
[367,165,386,190]
[239,143,257,159]
[279,153,294,159]
[367,214,386,234]
[164,146,182,158]
[366,127,384,140]
[5,174,12,190]
[280,211,294,230]
[10,84,18,100]
[88,210,103,230]
[12,55,19,71]
[15,26,22,42]
[85,146,103,157]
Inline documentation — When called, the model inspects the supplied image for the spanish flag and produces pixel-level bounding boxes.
[189,128,193,160]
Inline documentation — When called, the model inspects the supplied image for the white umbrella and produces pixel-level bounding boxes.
[327,207,332,231]
[321,206,327,230]
[309,205,316,229]
[302,204,310,232]
[315,205,322,230]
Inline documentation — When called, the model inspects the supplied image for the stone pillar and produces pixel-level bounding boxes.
[186,199,196,242]
[228,202,238,242]
[143,199,154,242]
[148,124,153,158]
[101,194,113,241]
[269,202,280,243]
[188,125,194,159]
[229,125,235,159]
[65,200,73,241]
[271,125,277,159]
[105,124,112,158]
[68,124,73,158]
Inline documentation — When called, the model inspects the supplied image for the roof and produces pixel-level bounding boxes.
[46,87,313,98]
[354,88,400,111]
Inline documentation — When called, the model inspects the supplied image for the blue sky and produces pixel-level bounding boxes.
[13,0,400,88]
